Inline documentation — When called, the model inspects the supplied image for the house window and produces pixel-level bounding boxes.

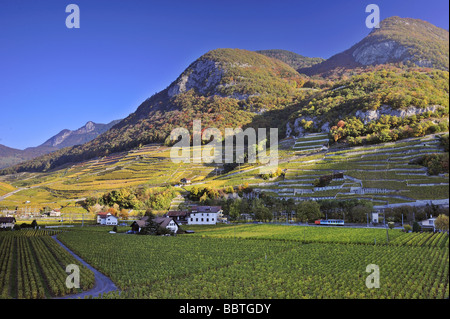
[201,218,204,222]
[206,218,209,222]
[191,218,193,221]
[196,218,198,222]
[212,218,214,221]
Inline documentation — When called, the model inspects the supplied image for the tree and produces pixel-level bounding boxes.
[251,199,271,222]
[349,205,372,223]
[228,199,242,221]
[139,210,159,235]
[434,214,449,232]
[118,209,129,220]
[295,201,321,223]
[412,221,421,233]
[31,220,38,229]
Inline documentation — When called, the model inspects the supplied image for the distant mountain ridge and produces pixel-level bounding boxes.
[39,120,121,149]
[255,49,325,71]
[0,119,120,169]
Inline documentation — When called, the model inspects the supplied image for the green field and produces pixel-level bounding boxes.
[49,224,449,299]
[0,229,95,299]
[0,224,448,299]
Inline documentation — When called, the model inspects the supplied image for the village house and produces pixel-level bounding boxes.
[167,206,225,225]
[130,216,179,233]
[187,206,223,225]
[0,217,16,229]
[167,211,190,224]
[97,212,119,226]
[180,178,192,185]
[49,209,61,217]
[421,217,437,231]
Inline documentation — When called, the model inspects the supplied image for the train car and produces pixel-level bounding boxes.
[314,219,344,226]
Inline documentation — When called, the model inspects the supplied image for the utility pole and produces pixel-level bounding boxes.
[386,225,390,243]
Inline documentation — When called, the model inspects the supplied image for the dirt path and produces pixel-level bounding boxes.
[51,235,120,299]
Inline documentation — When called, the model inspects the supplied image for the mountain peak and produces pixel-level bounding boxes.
[167,48,301,100]
[300,16,449,76]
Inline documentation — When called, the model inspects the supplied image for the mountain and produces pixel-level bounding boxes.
[2,17,449,174]
[256,49,325,71]
[0,120,120,169]
[300,16,449,77]
[1,48,315,173]
[38,120,121,149]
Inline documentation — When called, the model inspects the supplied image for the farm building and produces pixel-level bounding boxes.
[167,206,225,225]
[97,212,118,226]
[187,206,223,225]
[180,178,192,185]
[49,209,61,217]
[421,217,437,231]
[130,216,179,233]
[167,211,190,224]
[0,217,16,229]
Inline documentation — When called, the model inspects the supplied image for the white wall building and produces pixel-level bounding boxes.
[0,217,16,229]
[97,213,118,225]
[187,206,222,225]
[49,209,61,217]
[421,217,437,231]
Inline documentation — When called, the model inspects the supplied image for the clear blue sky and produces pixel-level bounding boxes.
[0,0,448,149]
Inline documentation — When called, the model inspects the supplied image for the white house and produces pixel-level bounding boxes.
[97,212,118,226]
[49,209,61,217]
[0,217,16,229]
[421,217,437,231]
[187,206,223,225]
[180,178,192,185]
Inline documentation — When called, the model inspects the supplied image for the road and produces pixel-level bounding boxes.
[0,187,27,201]
[51,235,120,299]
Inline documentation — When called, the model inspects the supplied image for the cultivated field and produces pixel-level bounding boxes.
[0,134,447,211]
[47,224,450,299]
[0,229,95,299]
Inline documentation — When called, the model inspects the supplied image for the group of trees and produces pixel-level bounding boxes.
[384,204,449,224]
[82,186,178,215]
[222,196,322,223]
[187,184,252,203]
[288,67,449,141]
[412,153,449,175]
[196,190,375,223]
[330,114,449,146]
[259,167,284,180]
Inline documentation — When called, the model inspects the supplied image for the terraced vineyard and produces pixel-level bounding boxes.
[0,133,447,211]
[250,134,449,206]
[0,144,223,208]
[292,133,329,154]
